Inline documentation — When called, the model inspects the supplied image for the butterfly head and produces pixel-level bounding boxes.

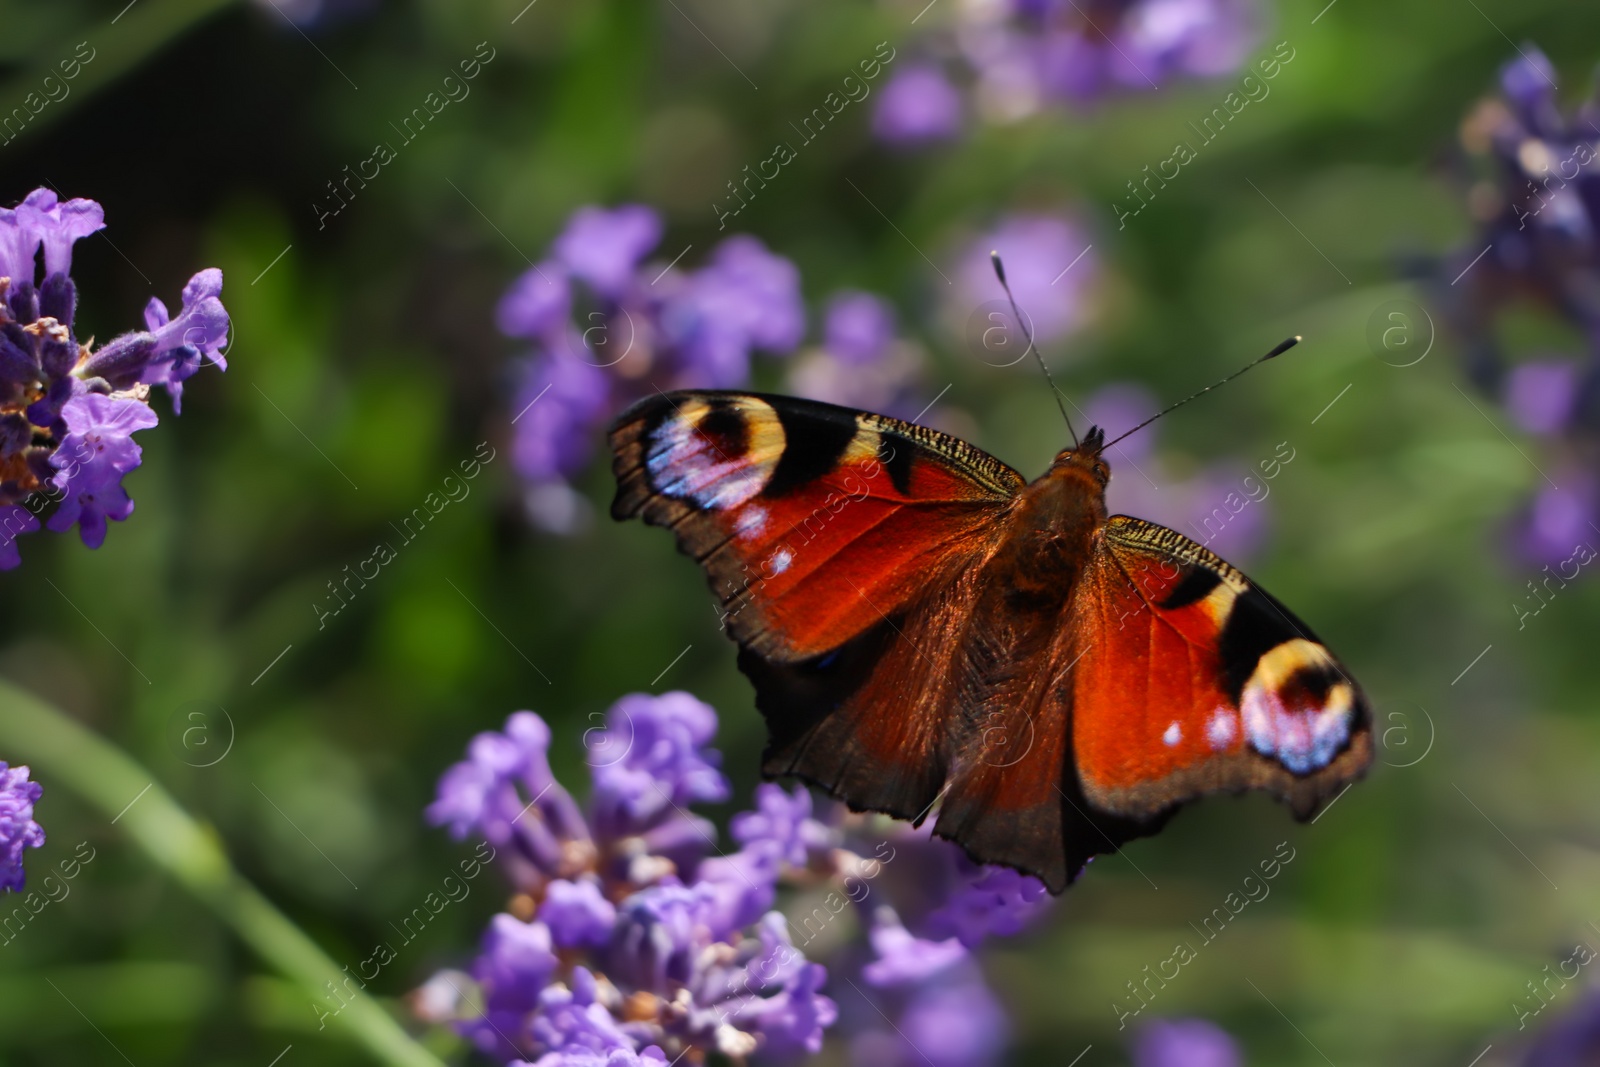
[1050,425,1110,486]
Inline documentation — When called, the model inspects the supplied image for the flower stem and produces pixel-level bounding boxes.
[0,676,445,1067]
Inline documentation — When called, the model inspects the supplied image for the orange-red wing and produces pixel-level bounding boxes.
[1070,516,1372,822]
[610,391,1023,664]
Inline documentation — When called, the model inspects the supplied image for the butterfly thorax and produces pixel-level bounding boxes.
[989,454,1109,612]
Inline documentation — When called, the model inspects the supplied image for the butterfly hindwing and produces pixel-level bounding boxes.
[1071,516,1373,822]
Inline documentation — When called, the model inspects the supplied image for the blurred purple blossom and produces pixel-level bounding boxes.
[896,966,1009,1067]
[789,289,928,418]
[883,0,1261,139]
[1505,360,1578,436]
[1431,45,1600,565]
[0,762,43,892]
[1132,1017,1243,1067]
[863,911,968,987]
[958,213,1097,347]
[1521,989,1600,1065]
[824,291,897,365]
[849,934,1009,1067]
[0,187,229,568]
[732,782,837,870]
[553,206,663,299]
[1513,475,1597,568]
[500,204,804,531]
[873,64,965,145]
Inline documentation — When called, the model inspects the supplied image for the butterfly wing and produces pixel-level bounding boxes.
[611,391,1024,822]
[610,391,1023,661]
[1070,515,1373,822]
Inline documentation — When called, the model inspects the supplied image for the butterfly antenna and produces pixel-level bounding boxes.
[1101,335,1302,450]
[991,251,1077,447]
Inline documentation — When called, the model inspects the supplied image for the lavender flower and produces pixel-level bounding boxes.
[500,205,804,531]
[789,290,928,418]
[873,64,965,145]
[1505,360,1578,436]
[958,213,1097,347]
[884,0,1260,140]
[849,911,1009,1067]
[0,763,43,891]
[421,695,837,1064]
[47,394,160,549]
[1513,476,1596,568]
[731,783,837,871]
[1433,45,1600,563]
[0,187,230,568]
[553,205,663,299]
[893,966,1009,1067]
[1131,1017,1242,1067]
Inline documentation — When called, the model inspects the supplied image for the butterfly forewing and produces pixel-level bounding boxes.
[610,391,1023,662]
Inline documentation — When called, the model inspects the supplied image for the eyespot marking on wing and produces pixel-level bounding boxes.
[645,396,785,510]
[1240,639,1354,774]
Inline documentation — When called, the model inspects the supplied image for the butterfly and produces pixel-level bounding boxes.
[609,390,1372,892]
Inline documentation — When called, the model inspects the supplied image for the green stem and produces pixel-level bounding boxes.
[0,0,242,148]
[0,676,446,1067]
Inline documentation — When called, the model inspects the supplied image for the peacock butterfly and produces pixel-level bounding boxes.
[607,376,1371,893]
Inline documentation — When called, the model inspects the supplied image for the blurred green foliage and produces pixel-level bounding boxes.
[1,0,1598,1063]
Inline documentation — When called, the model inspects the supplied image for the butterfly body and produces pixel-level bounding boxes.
[611,391,1371,892]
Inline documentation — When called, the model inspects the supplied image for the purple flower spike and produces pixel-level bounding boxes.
[0,188,226,563]
[0,209,41,291]
[47,393,158,549]
[523,1044,669,1067]
[1516,477,1598,567]
[138,269,230,411]
[924,863,1051,948]
[587,691,729,839]
[540,878,618,950]
[824,291,898,365]
[897,966,1009,1067]
[670,235,805,385]
[509,353,610,488]
[959,213,1096,346]
[16,189,105,280]
[863,910,968,987]
[1505,360,1577,435]
[554,205,663,299]
[526,966,638,1058]
[476,913,560,1010]
[1132,1017,1242,1067]
[731,783,835,869]
[0,505,39,571]
[0,763,43,891]
[423,694,848,1065]
[499,266,573,342]
[426,710,594,887]
[874,64,964,145]
[1499,43,1560,129]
